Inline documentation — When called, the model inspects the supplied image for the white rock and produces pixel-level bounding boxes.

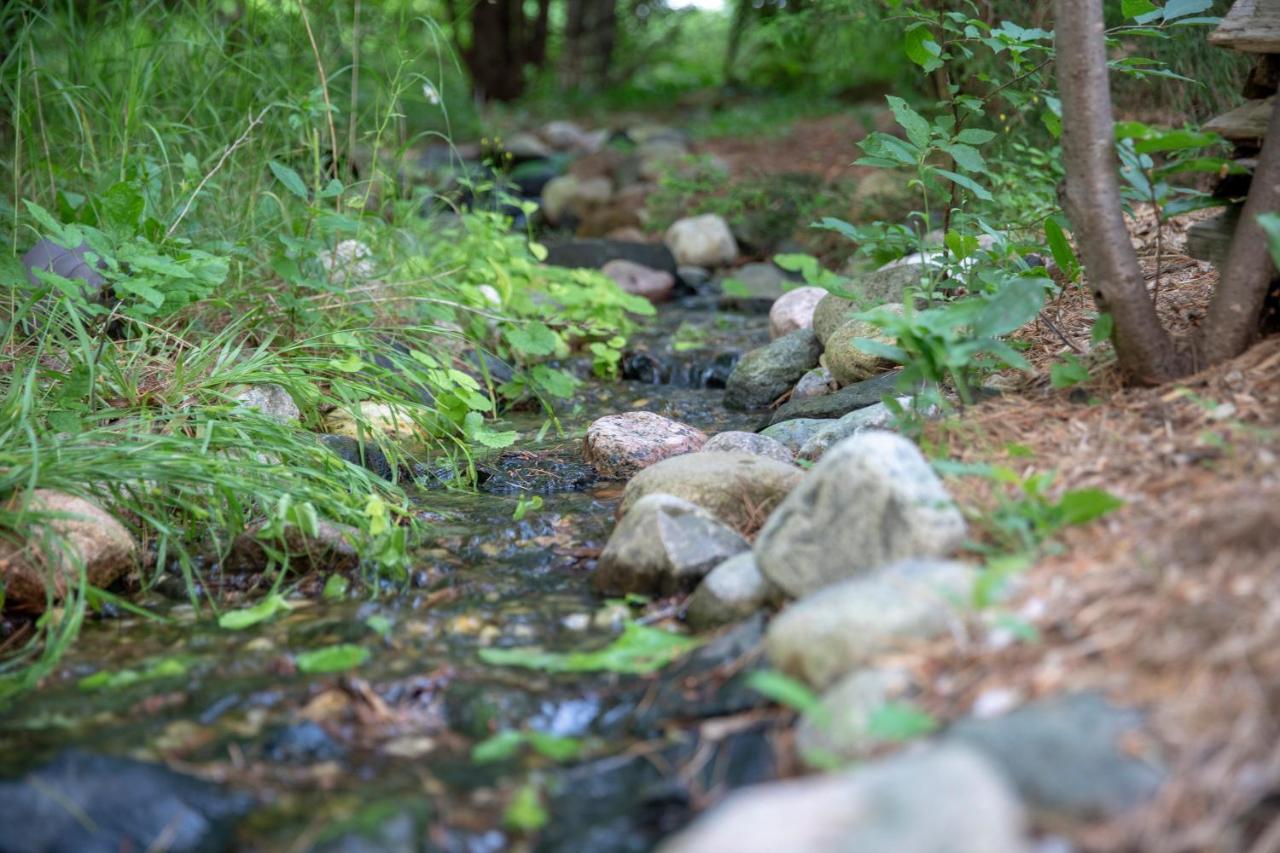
[664,214,739,268]
[769,286,828,339]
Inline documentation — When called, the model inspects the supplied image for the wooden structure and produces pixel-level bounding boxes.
[1186,0,1280,268]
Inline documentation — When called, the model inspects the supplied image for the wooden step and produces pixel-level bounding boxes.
[1211,0,1280,53]
[1205,96,1274,143]
[1185,207,1242,267]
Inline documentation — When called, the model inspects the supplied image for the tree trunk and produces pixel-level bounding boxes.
[464,0,529,102]
[1055,0,1189,383]
[562,0,618,90]
[1198,97,1280,364]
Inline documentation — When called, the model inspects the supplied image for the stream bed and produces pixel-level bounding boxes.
[0,295,785,851]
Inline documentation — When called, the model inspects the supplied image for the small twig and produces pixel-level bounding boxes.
[167,106,271,239]
[298,0,341,205]
[1038,310,1085,354]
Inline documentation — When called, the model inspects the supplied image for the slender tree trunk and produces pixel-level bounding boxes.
[1056,0,1189,383]
[1198,99,1280,363]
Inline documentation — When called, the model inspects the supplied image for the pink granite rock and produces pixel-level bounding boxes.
[585,412,707,479]
[602,259,676,304]
[769,286,828,339]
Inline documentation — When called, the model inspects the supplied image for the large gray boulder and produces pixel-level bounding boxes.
[685,552,777,630]
[620,451,804,535]
[594,494,749,596]
[764,559,975,688]
[757,430,966,596]
[657,744,1028,853]
[759,418,828,455]
[724,329,822,411]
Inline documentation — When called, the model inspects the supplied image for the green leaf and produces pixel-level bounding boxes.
[1050,355,1090,388]
[1258,213,1280,272]
[941,143,985,172]
[1043,217,1080,282]
[866,701,938,742]
[1162,0,1212,20]
[886,95,932,150]
[269,160,310,201]
[478,622,700,674]
[296,643,370,673]
[322,574,350,600]
[99,182,145,233]
[504,782,547,833]
[78,656,189,691]
[903,25,944,73]
[955,128,997,145]
[1122,0,1159,18]
[1056,488,1124,526]
[932,168,993,201]
[745,669,824,715]
[527,731,583,761]
[528,241,548,262]
[218,593,293,630]
[473,729,526,763]
[505,322,559,357]
[973,277,1046,339]
[1091,312,1114,345]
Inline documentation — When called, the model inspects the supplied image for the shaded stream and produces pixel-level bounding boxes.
[0,295,785,851]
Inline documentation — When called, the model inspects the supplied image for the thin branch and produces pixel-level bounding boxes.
[167,106,271,240]
[298,0,341,204]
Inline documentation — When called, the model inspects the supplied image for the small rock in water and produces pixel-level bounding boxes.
[758,418,829,455]
[795,668,914,766]
[765,559,975,687]
[601,259,676,304]
[757,430,967,597]
[656,744,1027,853]
[946,691,1167,820]
[544,239,677,276]
[770,371,900,424]
[317,434,395,481]
[619,451,804,535]
[232,383,300,423]
[226,519,360,573]
[664,214,739,268]
[768,286,828,338]
[724,329,822,411]
[584,411,707,479]
[0,750,251,853]
[821,304,904,386]
[0,490,138,612]
[264,720,345,763]
[718,263,789,312]
[790,367,836,401]
[685,552,777,630]
[594,494,750,596]
[323,401,427,449]
[702,431,793,463]
[676,265,711,290]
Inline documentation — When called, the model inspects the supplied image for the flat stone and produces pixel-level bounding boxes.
[594,494,750,596]
[764,559,975,687]
[769,286,828,338]
[601,259,675,304]
[947,692,1167,820]
[232,383,300,423]
[657,744,1028,853]
[702,431,793,464]
[545,239,677,276]
[323,401,428,451]
[718,263,788,312]
[664,214,739,268]
[759,418,828,455]
[757,431,967,597]
[768,371,901,424]
[724,329,822,411]
[0,490,138,612]
[620,452,804,535]
[584,411,707,479]
[685,552,777,630]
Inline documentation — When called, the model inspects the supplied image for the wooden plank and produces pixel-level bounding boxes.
[1205,97,1274,142]
[1185,207,1241,267]
[1210,0,1280,53]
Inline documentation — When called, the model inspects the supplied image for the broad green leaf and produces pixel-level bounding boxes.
[1091,312,1114,345]
[886,96,932,150]
[296,643,370,673]
[1121,0,1159,18]
[1043,217,1080,282]
[269,160,310,200]
[954,128,997,145]
[941,143,985,172]
[505,322,559,357]
[866,701,938,741]
[218,593,292,630]
[1162,0,1212,20]
[478,622,700,674]
[504,782,547,832]
[932,168,993,201]
[527,732,583,761]
[973,277,1046,339]
[745,669,824,715]
[903,25,943,73]
[1259,212,1280,271]
[322,574,350,600]
[1056,488,1124,526]
[473,730,526,763]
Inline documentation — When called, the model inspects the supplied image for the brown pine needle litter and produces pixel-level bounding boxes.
[899,209,1280,851]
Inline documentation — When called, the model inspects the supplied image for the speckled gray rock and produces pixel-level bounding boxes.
[702,431,793,463]
[594,494,750,596]
[769,286,828,338]
[724,329,822,411]
[664,214,739,267]
[765,559,975,687]
[947,692,1166,820]
[759,418,828,455]
[657,744,1028,853]
[769,371,901,425]
[795,668,914,767]
[757,431,967,597]
[791,367,835,401]
[584,412,707,479]
[233,384,300,423]
[821,305,903,387]
[797,400,904,460]
[620,451,804,535]
[685,552,776,630]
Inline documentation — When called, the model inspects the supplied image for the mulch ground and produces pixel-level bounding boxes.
[905,209,1280,851]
